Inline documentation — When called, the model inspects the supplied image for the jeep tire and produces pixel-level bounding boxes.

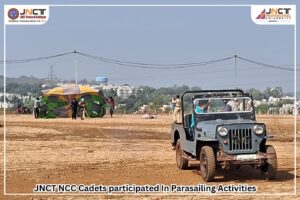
[261,145,277,180]
[176,139,188,169]
[200,146,216,182]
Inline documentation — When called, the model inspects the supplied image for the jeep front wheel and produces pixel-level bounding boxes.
[261,145,277,180]
[176,140,188,169]
[200,146,216,182]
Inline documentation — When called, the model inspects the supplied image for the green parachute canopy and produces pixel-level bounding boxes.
[39,85,106,118]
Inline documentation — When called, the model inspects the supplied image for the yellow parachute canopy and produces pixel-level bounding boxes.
[44,85,98,96]
[40,85,106,118]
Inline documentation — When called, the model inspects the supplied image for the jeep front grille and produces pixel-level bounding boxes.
[229,128,252,151]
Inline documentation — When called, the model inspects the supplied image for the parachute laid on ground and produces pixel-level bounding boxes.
[39,85,106,118]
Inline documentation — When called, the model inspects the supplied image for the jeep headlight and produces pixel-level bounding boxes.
[254,125,264,135]
[218,126,228,136]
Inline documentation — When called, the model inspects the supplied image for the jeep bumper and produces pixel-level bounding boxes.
[217,152,268,166]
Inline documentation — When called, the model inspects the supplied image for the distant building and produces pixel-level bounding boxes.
[0,92,31,108]
[117,85,137,99]
[253,99,267,107]
[90,83,137,99]
[268,96,280,103]
[55,77,137,99]
[281,96,294,101]
[101,84,118,91]
[0,102,14,109]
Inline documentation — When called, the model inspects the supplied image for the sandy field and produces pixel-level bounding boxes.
[0,114,299,200]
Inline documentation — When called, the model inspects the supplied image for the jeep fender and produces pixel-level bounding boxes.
[171,124,186,146]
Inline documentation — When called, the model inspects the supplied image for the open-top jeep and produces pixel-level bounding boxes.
[171,89,277,182]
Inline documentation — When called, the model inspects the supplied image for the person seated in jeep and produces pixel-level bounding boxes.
[224,98,238,112]
[195,100,209,113]
[190,100,209,129]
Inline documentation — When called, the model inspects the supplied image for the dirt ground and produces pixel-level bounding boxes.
[0,114,299,200]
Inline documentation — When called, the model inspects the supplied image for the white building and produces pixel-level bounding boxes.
[281,96,295,101]
[268,96,280,104]
[117,85,137,99]
[0,92,31,107]
[101,84,119,91]
[56,81,138,99]
[92,83,138,99]
[0,102,14,109]
[253,99,267,107]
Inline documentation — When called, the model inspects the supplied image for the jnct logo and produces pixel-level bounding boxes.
[256,8,291,20]
[8,8,19,20]
[5,5,49,25]
[20,9,47,16]
[251,5,295,25]
[19,8,47,19]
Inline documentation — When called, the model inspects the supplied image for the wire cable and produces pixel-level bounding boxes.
[77,52,234,69]
[237,56,298,71]
[0,51,298,72]
[0,51,74,64]
[77,51,232,67]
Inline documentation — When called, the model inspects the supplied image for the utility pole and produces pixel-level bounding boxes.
[74,50,78,85]
[234,54,237,88]
[47,64,56,88]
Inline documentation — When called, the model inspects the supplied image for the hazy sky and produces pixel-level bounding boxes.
[0,0,299,92]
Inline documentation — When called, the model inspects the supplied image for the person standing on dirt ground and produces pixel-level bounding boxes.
[169,101,175,115]
[69,98,78,120]
[172,95,181,123]
[16,103,22,115]
[107,96,115,117]
[33,97,41,119]
[78,98,87,120]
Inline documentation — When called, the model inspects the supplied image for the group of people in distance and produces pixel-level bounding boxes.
[68,98,88,120]
[32,96,115,120]
[68,96,115,120]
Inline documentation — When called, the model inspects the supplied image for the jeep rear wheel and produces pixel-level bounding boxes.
[176,140,188,170]
[261,145,277,180]
[200,146,216,182]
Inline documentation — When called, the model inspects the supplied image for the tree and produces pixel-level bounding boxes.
[174,85,190,95]
[103,89,117,98]
[191,86,201,91]
[264,87,283,99]
[246,88,264,100]
[270,87,283,98]
[125,95,137,112]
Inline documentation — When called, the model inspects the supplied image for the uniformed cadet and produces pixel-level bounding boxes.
[172,95,181,123]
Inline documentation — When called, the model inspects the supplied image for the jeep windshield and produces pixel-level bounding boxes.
[194,97,253,114]
[193,96,255,121]
[182,90,256,123]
